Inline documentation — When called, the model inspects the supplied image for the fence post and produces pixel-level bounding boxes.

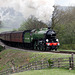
[58,58,60,68]
[69,57,71,68]
[35,61,37,70]
[41,61,43,69]
[71,53,74,69]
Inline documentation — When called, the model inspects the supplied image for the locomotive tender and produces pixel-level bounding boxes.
[0,28,59,51]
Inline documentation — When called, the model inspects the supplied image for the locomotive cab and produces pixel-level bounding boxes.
[45,29,59,50]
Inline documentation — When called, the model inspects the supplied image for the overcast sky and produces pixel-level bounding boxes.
[0,0,75,25]
[0,0,75,31]
[55,0,75,6]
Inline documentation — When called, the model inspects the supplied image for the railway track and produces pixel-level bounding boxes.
[0,41,74,54]
[48,51,75,54]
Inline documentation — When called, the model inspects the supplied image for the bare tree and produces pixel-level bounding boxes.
[51,6,75,45]
[18,16,47,31]
[52,5,67,29]
[0,20,2,28]
[0,15,3,28]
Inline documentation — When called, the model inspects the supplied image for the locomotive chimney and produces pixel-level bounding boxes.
[48,27,51,30]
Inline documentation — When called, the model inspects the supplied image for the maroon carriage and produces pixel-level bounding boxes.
[11,31,24,43]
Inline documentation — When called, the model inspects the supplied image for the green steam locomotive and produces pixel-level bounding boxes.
[0,28,59,51]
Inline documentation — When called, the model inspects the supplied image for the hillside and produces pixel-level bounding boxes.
[0,7,25,32]
[0,49,70,71]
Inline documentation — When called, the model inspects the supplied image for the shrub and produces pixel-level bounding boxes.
[0,45,5,52]
[59,44,75,50]
[48,59,53,68]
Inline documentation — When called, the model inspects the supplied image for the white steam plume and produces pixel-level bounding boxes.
[0,0,54,23]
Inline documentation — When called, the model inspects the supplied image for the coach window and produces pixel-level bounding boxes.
[18,34,20,38]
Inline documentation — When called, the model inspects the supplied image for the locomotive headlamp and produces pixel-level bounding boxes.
[46,39,49,42]
[58,42,60,46]
[47,43,50,46]
[56,39,59,42]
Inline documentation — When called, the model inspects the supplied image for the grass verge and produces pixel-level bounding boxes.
[11,68,75,75]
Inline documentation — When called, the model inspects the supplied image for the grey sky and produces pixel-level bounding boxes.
[55,0,75,6]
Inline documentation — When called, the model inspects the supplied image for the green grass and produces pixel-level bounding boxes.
[58,49,75,52]
[11,68,75,75]
[0,49,71,71]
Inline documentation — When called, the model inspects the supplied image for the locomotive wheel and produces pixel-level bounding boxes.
[39,43,45,51]
[39,45,43,50]
[41,42,46,51]
[37,41,40,50]
[34,41,37,50]
[42,47,45,51]
[55,48,57,51]
[37,46,40,50]
[42,43,46,51]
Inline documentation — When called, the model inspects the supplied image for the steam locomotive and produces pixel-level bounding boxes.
[0,28,59,51]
